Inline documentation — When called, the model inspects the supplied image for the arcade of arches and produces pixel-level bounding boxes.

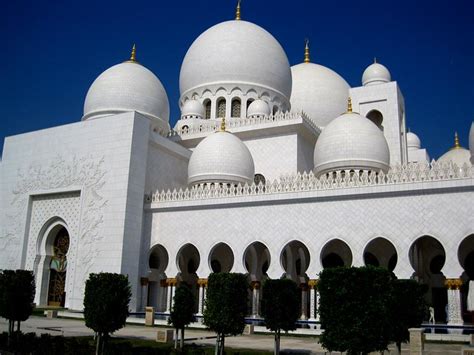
[142,235,474,325]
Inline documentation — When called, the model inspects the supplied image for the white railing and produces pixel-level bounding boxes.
[167,111,320,137]
[145,162,473,204]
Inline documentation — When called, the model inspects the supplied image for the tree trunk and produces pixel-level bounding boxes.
[215,334,220,355]
[220,335,225,355]
[95,333,101,355]
[174,328,178,349]
[180,327,185,349]
[17,320,21,332]
[274,329,280,355]
[7,320,13,346]
[396,341,401,354]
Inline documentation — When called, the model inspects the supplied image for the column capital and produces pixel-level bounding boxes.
[198,278,208,287]
[308,279,319,289]
[160,279,168,287]
[445,278,463,290]
[250,281,261,290]
[167,278,177,286]
[140,277,149,286]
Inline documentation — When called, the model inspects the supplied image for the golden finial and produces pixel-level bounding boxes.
[304,39,310,63]
[235,0,241,20]
[130,44,136,62]
[452,131,461,149]
[347,97,353,113]
[220,118,226,132]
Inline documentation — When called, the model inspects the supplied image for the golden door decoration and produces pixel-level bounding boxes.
[47,228,69,307]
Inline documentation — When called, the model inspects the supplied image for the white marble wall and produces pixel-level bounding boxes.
[144,177,473,282]
[0,112,156,310]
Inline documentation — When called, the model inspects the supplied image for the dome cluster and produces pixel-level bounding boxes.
[81,8,404,186]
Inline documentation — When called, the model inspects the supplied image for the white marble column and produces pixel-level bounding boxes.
[300,283,308,320]
[197,278,208,316]
[251,281,261,318]
[315,288,320,322]
[308,280,318,321]
[140,277,149,310]
[445,278,463,325]
[165,278,176,314]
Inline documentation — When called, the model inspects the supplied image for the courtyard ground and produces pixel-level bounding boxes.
[0,316,469,354]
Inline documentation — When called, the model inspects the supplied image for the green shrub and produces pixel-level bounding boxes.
[83,273,131,355]
[318,266,394,355]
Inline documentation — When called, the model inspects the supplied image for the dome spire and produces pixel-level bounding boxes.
[125,44,138,63]
[220,118,226,132]
[451,131,461,150]
[374,57,377,64]
[304,39,310,63]
[347,97,353,113]
[235,0,241,20]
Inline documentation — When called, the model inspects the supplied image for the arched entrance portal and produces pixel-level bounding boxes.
[47,227,70,307]
[244,242,270,317]
[409,235,447,323]
[458,234,474,321]
[209,243,234,273]
[147,244,169,311]
[176,244,200,313]
[364,237,397,271]
[321,239,352,269]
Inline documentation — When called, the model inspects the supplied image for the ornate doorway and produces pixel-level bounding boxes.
[47,227,69,307]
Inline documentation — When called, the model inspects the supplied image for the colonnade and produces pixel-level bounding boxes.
[141,276,465,326]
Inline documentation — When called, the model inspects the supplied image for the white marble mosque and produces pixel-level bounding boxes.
[1,3,473,327]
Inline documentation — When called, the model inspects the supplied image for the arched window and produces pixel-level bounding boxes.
[216,98,226,118]
[204,99,211,119]
[231,98,241,118]
[366,110,383,130]
[254,173,266,185]
[273,105,278,115]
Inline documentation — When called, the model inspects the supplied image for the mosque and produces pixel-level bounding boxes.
[1,3,473,327]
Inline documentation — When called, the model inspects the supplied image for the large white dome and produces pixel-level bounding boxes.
[83,60,170,132]
[438,133,471,167]
[290,62,349,128]
[188,129,255,186]
[313,106,390,176]
[181,99,205,119]
[179,20,292,100]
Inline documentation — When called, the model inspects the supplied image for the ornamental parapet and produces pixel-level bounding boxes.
[145,162,473,204]
[445,278,463,290]
[168,110,319,138]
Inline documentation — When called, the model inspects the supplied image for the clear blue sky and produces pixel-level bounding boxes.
[1,0,473,159]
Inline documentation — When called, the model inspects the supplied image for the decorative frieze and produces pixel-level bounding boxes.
[146,162,473,204]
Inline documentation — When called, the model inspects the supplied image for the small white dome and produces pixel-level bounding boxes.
[247,99,270,117]
[407,132,421,150]
[313,107,390,176]
[188,130,255,186]
[362,61,391,86]
[290,62,349,128]
[469,122,474,165]
[180,20,292,100]
[181,99,205,119]
[83,61,170,131]
[438,133,471,167]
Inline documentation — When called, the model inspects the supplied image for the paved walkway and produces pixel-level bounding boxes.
[0,316,469,354]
